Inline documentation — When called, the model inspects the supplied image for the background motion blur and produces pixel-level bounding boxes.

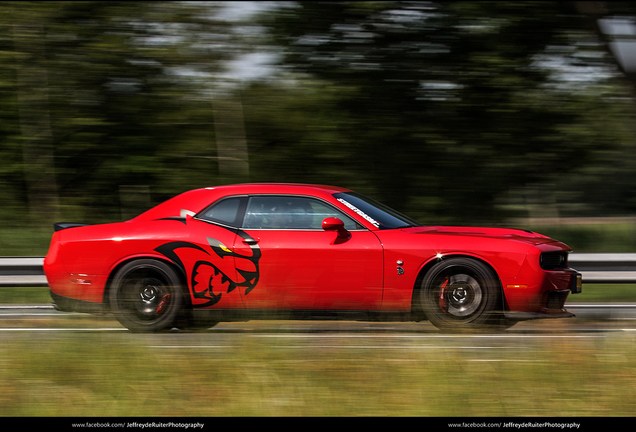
[1,1,636,252]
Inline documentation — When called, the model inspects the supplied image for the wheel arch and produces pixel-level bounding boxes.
[102,255,191,310]
[411,253,507,318]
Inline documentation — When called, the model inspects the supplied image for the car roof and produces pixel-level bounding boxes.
[132,183,353,221]
[202,183,352,195]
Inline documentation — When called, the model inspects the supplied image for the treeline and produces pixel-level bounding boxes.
[1,1,636,229]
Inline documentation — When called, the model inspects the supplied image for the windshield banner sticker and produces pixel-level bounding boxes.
[337,198,380,228]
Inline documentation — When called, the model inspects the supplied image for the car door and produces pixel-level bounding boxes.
[235,195,384,310]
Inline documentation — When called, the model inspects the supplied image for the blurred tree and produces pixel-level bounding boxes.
[255,1,635,223]
[241,80,360,187]
[0,1,240,225]
[0,0,635,231]
[13,19,59,220]
[568,1,636,217]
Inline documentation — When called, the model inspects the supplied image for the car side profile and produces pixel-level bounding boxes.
[44,183,582,332]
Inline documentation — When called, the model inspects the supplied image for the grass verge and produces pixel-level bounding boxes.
[515,220,636,253]
[1,329,636,416]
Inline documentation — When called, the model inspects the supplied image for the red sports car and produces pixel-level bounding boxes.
[44,183,581,332]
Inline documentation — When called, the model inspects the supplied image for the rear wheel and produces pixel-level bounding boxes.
[420,258,509,331]
[109,259,183,332]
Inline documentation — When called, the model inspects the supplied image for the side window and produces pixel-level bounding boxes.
[243,196,360,230]
[197,197,246,227]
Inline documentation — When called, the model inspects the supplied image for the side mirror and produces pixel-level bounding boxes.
[322,217,351,240]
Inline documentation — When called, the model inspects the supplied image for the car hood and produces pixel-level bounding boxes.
[403,226,559,246]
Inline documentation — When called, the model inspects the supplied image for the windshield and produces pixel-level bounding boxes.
[333,192,423,230]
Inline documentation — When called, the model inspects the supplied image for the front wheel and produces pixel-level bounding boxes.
[420,258,509,331]
[109,259,184,332]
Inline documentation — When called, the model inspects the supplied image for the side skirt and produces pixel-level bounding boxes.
[190,309,417,325]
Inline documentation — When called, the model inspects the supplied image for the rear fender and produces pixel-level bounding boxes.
[102,256,190,310]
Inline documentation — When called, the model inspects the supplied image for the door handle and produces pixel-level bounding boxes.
[242,238,259,245]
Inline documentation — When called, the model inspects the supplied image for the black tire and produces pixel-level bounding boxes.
[420,257,508,331]
[109,259,183,332]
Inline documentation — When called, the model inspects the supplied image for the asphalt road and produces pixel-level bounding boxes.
[1,303,635,335]
[2,304,636,375]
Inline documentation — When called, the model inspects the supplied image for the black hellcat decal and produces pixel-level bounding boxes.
[154,229,261,308]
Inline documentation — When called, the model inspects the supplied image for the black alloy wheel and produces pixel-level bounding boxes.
[110,259,183,332]
[420,257,507,331]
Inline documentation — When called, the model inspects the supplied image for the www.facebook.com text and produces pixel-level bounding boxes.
[448,422,581,429]
[71,422,205,429]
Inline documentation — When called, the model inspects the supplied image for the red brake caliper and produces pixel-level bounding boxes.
[155,294,171,315]
[439,278,449,313]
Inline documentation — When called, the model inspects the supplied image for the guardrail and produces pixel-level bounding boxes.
[1,254,636,287]
[569,253,636,283]
[0,257,47,287]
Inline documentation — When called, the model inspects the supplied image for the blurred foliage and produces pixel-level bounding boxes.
[1,1,235,225]
[513,218,636,252]
[258,1,636,223]
[0,1,636,232]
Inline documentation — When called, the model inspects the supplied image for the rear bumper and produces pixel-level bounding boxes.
[50,291,105,313]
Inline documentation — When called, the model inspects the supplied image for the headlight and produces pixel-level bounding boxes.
[540,252,568,270]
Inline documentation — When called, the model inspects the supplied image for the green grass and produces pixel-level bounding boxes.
[1,329,636,416]
[515,220,636,253]
[0,287,52,304]
[0,227,52,257]
[571,284,636,302]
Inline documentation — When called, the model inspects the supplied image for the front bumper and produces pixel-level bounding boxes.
[502,269,582,320]
[504,307,575,321]
[571,271,583,294]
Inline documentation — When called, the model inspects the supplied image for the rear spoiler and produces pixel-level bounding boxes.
[54,222,90,232]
